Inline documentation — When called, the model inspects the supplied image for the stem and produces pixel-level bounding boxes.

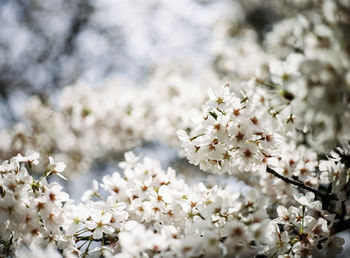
[76,236,101,242]
[74,228,90,237]
[94,193,105,201]
[300,206,305,233]
[25,162,33,176]
[82,238,93,258]
[190,133,205,141]
[36,170,49,183]
[256,78,279,89]
[266,166,327,200]
[78,240,88,250]
[4,234,13,256]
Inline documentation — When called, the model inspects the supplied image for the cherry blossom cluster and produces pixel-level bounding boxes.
[177,82,285,174]
[260,142,320,206]
[66,152,270,257]
[0,151,71,256]
[268,191,344,257]
[0,151,274,257]
[319,144,350,216]
[1,149,348,257]
[177,82,325,208]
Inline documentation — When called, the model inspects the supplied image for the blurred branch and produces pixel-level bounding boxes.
[333,219,350,234]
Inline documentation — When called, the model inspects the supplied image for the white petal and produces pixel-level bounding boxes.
[102,225,114,235]
[176,130,188,142]
[93,228,103,239]
[305,192,315,202]
[102,213,112,224]
[85,221,97,230]
[92,180,99,191]
[277,206,288,217]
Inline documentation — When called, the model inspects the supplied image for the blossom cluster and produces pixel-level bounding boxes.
[268,191,345,257]
[177,82,286,174]
[260,141,320,206]
[0,151,70,255]
[0,151,271,257]
[177,82,324,208]
[67,152,270,257]
[1,149,348,257]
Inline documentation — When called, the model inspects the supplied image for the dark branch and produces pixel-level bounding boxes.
[333,219,350,234]
[266,166,327,200]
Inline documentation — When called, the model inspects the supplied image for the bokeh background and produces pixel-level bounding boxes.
[0,0,231,125]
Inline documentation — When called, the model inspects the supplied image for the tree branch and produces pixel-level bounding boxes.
[333,219,350,234]
[266,166,327,200]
